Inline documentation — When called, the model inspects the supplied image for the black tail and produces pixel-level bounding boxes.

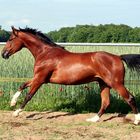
[121,54,140,71]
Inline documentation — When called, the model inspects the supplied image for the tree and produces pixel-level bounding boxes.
[0,29,10,42]
[128,27,140,42]
[46,24,140,43]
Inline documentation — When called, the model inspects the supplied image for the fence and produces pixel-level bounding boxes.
[1,42,140,47]
[57,43,140,47]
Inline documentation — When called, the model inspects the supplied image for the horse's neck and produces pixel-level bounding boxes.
[26,43,44,59]
[21,34,49,59]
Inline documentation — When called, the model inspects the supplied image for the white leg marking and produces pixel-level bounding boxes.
[13,109,23,117]
[86,115,100,122]
[11,91,21,107]
[134,114,140,125]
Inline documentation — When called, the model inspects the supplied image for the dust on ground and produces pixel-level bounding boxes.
[0,111,140,140]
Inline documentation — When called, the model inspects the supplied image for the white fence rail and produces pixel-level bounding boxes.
[0,42,140,47]
[57,43,140,47]
[1,42,140,47]
[0,42,6,45]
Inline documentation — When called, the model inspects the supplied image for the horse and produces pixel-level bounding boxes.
[1,26,140,124]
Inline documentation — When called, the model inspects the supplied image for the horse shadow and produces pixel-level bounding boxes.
[26,111,137,125]
[26,111,73,120]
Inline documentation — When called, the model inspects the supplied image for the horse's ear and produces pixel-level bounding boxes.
[11,26,19,36]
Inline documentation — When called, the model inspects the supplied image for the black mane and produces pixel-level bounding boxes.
[19,27,57,46]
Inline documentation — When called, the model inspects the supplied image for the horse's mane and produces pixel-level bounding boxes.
[19,27,64,49]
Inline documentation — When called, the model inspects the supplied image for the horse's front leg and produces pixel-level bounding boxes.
[13,80,43,117]
[11,80,32,107]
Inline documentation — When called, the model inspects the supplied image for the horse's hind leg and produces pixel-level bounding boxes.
[11,80,32,107]
[87,81,110,122]
[113,84,140,124]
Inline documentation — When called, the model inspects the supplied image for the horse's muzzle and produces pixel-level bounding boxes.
[1,50,10,59]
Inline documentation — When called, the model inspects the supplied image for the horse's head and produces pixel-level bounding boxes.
[1,26,24,59]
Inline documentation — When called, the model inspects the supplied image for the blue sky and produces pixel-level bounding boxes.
[0,0,140,32]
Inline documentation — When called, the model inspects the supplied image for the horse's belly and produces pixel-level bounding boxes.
[50,69,97,85]
[50,76,96,85]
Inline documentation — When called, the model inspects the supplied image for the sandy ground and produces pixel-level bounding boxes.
[0,111,140,140]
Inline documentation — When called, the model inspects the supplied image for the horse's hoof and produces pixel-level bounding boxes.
[86,115,100,122]
[134,114,140,125]
[13,111,19,117]
[12,109,22,117]
[134,120,139,125]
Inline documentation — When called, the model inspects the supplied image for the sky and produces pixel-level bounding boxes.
[0,0,140,33]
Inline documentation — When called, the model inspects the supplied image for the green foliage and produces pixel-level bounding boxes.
[47,27,74,42]
[0,27,10,42]
[67,25,92,42]
[129,27,140,42]
[1,24,140,43]
[48,24,140,43]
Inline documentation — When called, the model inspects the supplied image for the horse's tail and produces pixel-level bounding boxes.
[120,54,140,71]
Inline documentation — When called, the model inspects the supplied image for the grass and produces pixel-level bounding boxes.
[0,45,140,113]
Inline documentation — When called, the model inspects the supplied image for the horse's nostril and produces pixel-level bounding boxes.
[1,50,5,58]
[1,50,10,59]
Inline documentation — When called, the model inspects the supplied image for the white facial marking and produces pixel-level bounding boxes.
[11,91,21,107]
[86,115,100,122]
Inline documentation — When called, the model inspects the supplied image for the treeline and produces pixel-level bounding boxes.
[1,24,140,43]
[0,26,10,42]
[47,24,140,43]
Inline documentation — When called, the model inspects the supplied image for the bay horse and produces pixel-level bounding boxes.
[1,26,140,124]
